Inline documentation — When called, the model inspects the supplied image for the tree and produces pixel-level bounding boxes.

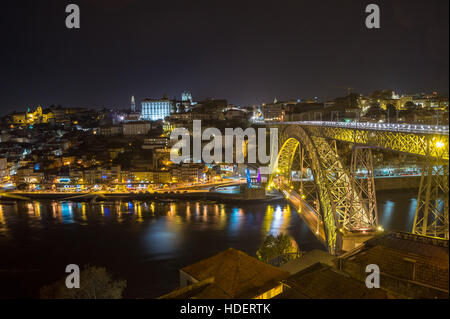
[385,103,397,122]
[364,103,386,120]
[404,101,420,110]
[40,265,126,299]
[256,233,300,265]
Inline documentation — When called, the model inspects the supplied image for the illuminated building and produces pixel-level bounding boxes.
[181,92,192,102]
[132,170,171,184]
[141,97,174,121]
[141,137,169,150]
[171,164,205,183]
[11,106,54,125]
[131,95,136,112]
[0,158,8,181]
[261,101,285,122]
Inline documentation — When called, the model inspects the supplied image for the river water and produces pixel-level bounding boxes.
[0,189,419,298]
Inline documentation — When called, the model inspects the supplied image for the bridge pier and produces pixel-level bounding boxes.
[413,159,449,239]
[350,146,378,230]
[341,232,377,252]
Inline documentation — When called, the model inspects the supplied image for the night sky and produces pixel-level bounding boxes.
[0,0,448,115]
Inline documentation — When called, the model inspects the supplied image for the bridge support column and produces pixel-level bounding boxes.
[350,147,378,230]
[413,160,449,239]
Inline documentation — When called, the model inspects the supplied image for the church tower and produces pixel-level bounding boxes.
[131,95,136,112]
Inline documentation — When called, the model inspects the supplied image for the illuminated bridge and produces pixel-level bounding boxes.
[267,121,449,255]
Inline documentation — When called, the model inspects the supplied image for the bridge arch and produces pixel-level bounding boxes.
[268,125,376,254]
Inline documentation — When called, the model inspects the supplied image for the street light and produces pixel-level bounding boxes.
[436,141,445,149]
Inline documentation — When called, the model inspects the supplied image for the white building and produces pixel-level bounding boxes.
[141,98,174,121]
[181,92,192,102]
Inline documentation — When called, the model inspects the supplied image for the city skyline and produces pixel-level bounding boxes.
[1,0,449,115]
[0,0,448,302]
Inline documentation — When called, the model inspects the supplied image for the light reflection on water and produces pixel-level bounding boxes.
[0,191,425,244]
[0,190,426,298]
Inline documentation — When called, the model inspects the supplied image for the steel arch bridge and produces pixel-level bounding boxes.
[267,122,449,255]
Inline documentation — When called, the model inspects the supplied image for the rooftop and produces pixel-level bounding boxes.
[280,249,336,274]
[338,232,449,294]
[177,248,290,299]
[278,263,391,299]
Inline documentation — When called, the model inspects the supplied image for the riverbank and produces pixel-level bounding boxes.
[1,176,420,203]
[1,190,285,204]
[374,176,420,191]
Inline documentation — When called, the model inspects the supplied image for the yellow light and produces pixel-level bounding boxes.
[436,141,445,149]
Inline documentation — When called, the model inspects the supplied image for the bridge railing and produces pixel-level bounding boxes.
[275,121,449,135]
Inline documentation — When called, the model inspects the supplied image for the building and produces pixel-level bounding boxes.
[152,148,171,170]
[133,170,171,184]
[131,95,136,112]
[122,121,152,136]
[223,108,248,122]
[0,158,9,181]
[181,92,192,102]
[171,164,205,183]
[159,248,290,299]
[261,101,285,122]
[10,106,55,126]
[284,103,324,121]
[99,125,123,136]
[83,167,102,184]
[278,263,391,299]
[141,97,174,121]
[142,137,169,150]
[336,231,449,299]
[14,166,39,184]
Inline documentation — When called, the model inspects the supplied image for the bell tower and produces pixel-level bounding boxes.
[131,95,136,112]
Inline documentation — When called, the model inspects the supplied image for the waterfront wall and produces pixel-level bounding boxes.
[374,176,420,191]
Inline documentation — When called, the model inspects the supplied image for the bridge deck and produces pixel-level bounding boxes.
[275,121,449,135]
[278,185,326,245]
[270,121,449,160]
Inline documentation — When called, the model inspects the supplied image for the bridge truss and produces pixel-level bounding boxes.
[268,125,378,254]
[268,123,449,254]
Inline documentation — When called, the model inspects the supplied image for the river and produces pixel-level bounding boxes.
[0,189,419,298]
